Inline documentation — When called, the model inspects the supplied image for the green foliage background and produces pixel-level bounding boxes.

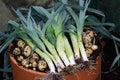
[98,0,120,34]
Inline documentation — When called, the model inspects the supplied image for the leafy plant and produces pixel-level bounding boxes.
[0,0,120,79]
[60,0,120,73]
[63,0,120,73]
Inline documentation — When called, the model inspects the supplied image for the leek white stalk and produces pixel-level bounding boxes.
[52,10,76,66]
[69,28,80,60]
[40,36,65,71]
[63,35,76,65]
[56,34,70,66]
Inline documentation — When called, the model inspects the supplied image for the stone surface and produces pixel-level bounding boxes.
[0,1,14,31]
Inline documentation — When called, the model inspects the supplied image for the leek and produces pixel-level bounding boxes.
[62,0,90,61]
[63,35,75,65]
[31,17,65,71]
[52,10,75,66]
[52,12,70,67]
[67,25,80,60]
[34,5,75,66]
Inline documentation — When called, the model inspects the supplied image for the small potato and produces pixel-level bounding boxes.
[83,30,95,43]
[86,48,93,57]
[22,45,31,57]
[25,64,29,68]
[38,60,47,71]
[91,45,98,50]
[32,61,37,68]
[30,59,37,68]
[32,53,39,60]
[21,59,28,67]
[33,68,36,71]
[13,48,21,55]
[86,30,94,38]
[17,40,25,48]
[83,35,92,43]
[85,42,92,48]
[17,55,24,62]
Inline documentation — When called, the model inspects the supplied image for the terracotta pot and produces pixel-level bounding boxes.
[65,54,101,80]
[9,54,101,80]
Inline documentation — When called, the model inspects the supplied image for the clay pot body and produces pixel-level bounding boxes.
[9,54,101,80]
[65,55,101,80]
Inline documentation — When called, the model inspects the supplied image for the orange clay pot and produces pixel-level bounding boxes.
[9,54,101,80]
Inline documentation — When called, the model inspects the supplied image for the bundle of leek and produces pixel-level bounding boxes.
[8,3,72,72]
[7,0,95,74]
[62,0,91,62]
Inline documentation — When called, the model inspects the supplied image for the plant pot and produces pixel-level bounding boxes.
[9,54,101,80]
[65,54,101,80]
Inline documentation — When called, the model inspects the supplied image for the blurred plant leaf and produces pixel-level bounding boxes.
[110,54,120,70]
[0,30,18,53]
[0,68,12,72]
